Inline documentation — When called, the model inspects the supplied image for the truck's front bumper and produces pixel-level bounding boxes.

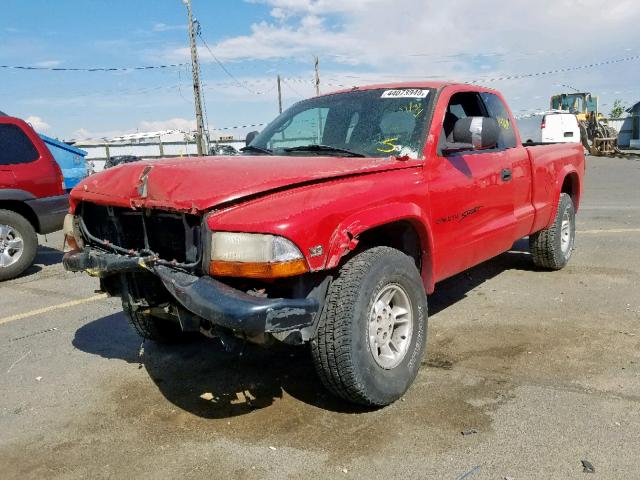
[63,249,319,337]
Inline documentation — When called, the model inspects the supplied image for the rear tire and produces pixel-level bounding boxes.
[529,193,575,270]
[311,247,428,406]
[0,209,38,281]
[123,301,191,344]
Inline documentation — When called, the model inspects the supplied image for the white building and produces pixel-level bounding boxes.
[73,130,246,172]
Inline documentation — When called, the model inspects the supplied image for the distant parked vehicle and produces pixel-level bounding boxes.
[517,111,581,144]
[104,155,141,169]
[39,134,88,191]
[210,145,238,156]
[0,115,68,280]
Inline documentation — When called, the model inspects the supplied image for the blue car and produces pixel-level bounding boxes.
[39,134,88,191]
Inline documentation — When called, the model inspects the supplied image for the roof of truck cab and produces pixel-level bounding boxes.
[324,81,494,96]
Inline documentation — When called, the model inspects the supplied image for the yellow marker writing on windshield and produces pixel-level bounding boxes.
[377,137,400,153]
[401,102,424,118]
[496,116,510,130]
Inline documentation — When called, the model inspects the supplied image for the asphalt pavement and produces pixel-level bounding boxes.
[1,155,639,479]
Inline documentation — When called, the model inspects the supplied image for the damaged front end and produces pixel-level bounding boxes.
[63,202,325,345]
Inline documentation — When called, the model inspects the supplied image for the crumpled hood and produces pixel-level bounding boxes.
[72,155,422,213]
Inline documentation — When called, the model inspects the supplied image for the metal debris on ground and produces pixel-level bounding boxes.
[138,341,145,369]
[461,429,478,436]
[456,465,481,480]
[581,459,595,473]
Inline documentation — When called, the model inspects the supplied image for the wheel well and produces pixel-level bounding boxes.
[355,221,422,270]
[0,201,40,232]
[561,173,580,209]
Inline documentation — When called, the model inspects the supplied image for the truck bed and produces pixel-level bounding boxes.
[524,142,585,234]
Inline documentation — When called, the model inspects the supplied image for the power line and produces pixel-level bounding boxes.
[0,63,188,72]
[214,122,266,131]
[315,53,640,86]
[282,78,306,98]
[196,32,262,95]
[468,54,640,84]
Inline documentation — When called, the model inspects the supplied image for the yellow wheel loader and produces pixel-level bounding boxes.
[550,92,620,156]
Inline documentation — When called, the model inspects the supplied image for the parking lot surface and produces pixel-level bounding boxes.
[1,155,639,479]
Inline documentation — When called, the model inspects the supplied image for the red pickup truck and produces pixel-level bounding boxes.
[1,115,68,280]
[63,82,584,406]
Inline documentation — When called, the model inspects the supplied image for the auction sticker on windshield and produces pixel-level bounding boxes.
[381,89,429,98]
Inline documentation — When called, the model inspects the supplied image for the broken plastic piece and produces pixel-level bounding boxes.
[581,460,595,473]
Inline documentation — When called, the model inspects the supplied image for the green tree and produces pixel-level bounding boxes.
[609,99,627,119]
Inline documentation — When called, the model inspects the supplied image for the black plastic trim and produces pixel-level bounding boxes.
[26,194,69,234]
[63,249,319,336]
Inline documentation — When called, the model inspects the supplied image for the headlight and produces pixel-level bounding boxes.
[209,232,308,278]
[63,214,84,252]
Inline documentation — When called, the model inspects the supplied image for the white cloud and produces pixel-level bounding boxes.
[20,0,640,139]
[26,115,50,132]
[187,0,640,75]
[138,117,196,132]
[159,0,640,118]
[33,60,61,68]
[152,22,187,32]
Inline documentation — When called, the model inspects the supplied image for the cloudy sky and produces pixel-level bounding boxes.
[1,0,639,140]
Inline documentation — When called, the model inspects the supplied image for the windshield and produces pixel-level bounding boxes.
[249,88,434,159]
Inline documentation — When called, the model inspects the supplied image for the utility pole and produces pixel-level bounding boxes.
[277,74,283,114]
[313,55,321,96]
[184,0,206,156]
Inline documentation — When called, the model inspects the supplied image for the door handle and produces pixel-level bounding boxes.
[501,168,512,182]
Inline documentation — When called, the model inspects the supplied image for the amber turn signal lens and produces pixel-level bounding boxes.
[210,259,309,278]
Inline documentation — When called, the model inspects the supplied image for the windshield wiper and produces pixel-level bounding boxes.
[240,145,273,155]
[283,144,365,157]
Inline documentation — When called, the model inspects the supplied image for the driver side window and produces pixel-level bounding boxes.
[440,92,486,148]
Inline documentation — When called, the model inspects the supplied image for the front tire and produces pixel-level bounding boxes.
[311,247,428,406]
[123,301,190,344]
[0,209,38,281]
[529,193,576,270]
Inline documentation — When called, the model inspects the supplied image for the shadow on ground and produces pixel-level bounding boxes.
[429,238,534,315]
[73,311,371,418]
[15,245,64,279]
[34,245,64,266]
[72,239,536,419]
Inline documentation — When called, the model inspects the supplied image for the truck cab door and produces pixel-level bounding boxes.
[428,91,516,281]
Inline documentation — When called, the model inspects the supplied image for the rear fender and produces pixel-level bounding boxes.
[546,166,581,229]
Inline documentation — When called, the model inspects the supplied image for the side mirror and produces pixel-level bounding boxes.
[444,117,499,154]
[245,131,259,146]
